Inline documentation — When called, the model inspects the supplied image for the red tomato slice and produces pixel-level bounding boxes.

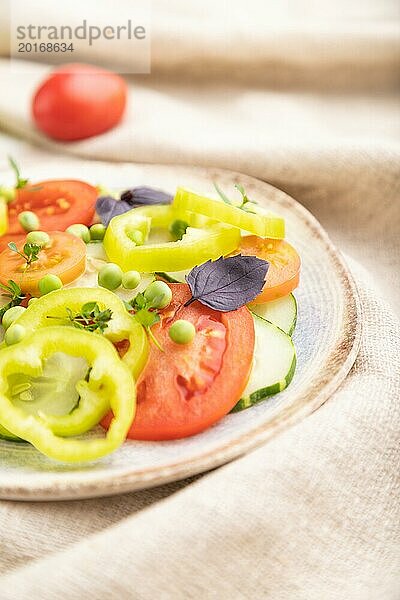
[0,231,86,295]
[0,233,25,252]
[238,236,300,303]
[6,180,97,236]
[103,284,255,440]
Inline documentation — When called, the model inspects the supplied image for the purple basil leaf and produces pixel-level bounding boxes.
[96,196,130,226]
[96,187,173,226]
[186,255,269,312]
[120,187,173,206]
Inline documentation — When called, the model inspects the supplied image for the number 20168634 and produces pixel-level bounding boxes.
[17,42,74,53]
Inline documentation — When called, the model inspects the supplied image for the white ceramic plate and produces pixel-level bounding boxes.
[0,162,361,501]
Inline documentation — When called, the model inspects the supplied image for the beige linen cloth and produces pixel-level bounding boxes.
[0,2,399,598]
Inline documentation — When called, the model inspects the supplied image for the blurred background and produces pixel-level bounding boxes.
[0,0,399,308]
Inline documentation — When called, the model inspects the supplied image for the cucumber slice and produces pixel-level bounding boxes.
[250,294,297,336]
[232,314,296,412]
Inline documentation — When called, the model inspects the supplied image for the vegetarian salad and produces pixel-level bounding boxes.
[0,160,300,463]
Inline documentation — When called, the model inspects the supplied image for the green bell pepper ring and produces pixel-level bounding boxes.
[6,287,149,380]
[103,205,241,272]
[0,326,135,462]
[173,187,285,239]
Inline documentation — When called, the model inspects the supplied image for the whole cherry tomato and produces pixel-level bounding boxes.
[32,63,127,141]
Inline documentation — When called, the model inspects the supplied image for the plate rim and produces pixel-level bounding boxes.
[0,162,362,501]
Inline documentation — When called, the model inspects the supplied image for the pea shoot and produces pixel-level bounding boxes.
[126,281,173,352]
[46,302,113,334]
[213,182,257,212]
[8,241,41,271]
[0,280,26,320]
[8,156,29,190]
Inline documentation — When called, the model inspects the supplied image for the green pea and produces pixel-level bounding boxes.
[18,211,40,232]
[26,230,51,247]
[2,305,26,330]
[5,324,26,346]
[66,224,91,243]
[168,320,196,344]
[144,281,172,309]
[90,223,106,241]
[122,270,141,290]
[98,263,123,290]
[169,219,189,241]
[38,274,63,296]
[127,230,144,245]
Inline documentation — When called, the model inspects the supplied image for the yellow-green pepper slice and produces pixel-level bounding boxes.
[7,287,148,380]
[173,188,285,239]
[0,326,135,462]
[103,205,241,272]
[0,197,8,236]
[0,422,21,442]
[116,205,213,230]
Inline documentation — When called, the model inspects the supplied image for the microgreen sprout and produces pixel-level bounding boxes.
[0,280,26,320]
[8,241,41,271]
[8,156,28,189]
[46,302,112,334]
[213,182,257,211]
[125,292,165,351]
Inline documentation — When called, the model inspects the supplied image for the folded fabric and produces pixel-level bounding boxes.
[0,0,399,89]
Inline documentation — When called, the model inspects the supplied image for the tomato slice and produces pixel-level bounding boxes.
[0,231,86,295]
[6,180,97,236]
[104,283,255,440]
[0,233,25,252]
[237,236,300,303]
